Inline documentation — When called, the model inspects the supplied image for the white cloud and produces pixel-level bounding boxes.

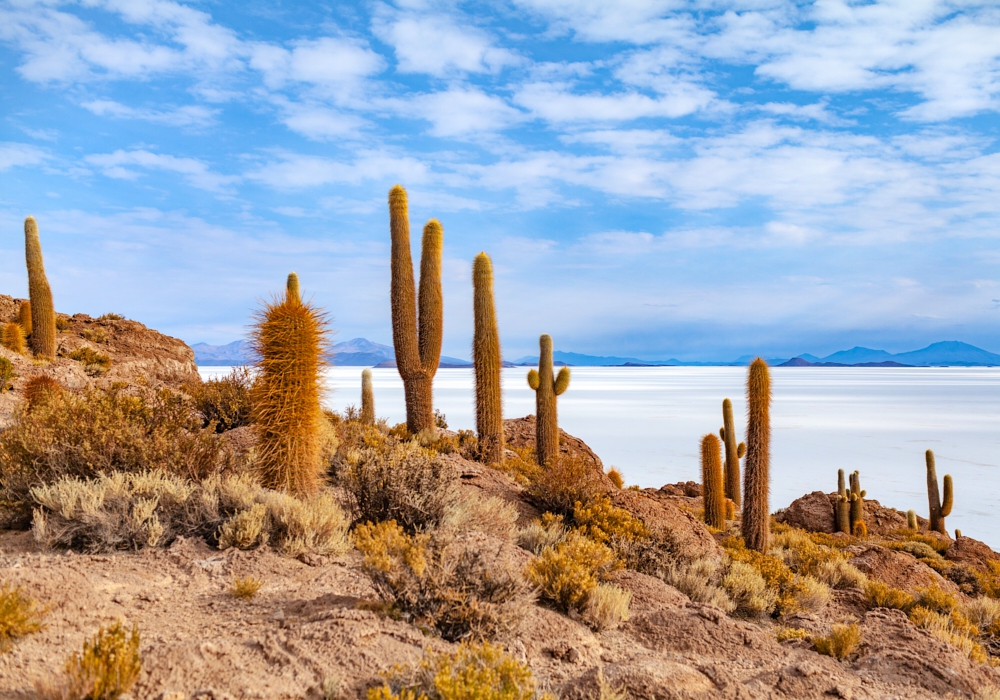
[0,142,48,171]
[756,101,852,126]
[82,100,218,127]
[85,150,238,193]
[244,150,430,189]
[268,99,369,140]
[249,37,384,98]
[395,88,525,137]
[515,81,713,122]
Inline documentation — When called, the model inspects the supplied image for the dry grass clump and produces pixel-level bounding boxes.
[908,606,990,664]
[517,513,567,555]
[583,583,632,631]
[773,527,863,588]
[664,557,735,613]
[572,496,649,545]
[722,560,777,617]
[913,585,959,614]
[30,471,350,557]
[68,346,112,376]
[722,536,828,614]
[976,561,1000,599]
[528,454,605,516]
[441,494,519,540]
[188,366,254,432]
[0,357,16,393]
[39,621,141,700]
[864,579,914,611]
[525,530,620,617]
[811,559,869,590]
[355,520,534,641]
[0,582,46,651]
[80,327,107,344]
[367,640,552,700]
[964,596,1000,632]
[775,626,809,642]
[813,623,862,660]
[230,576,262,600]
[496,446,544,486]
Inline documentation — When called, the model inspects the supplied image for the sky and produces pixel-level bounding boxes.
[1,0,999,362]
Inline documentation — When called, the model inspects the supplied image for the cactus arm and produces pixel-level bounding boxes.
[719,427,725,440]
[286,272,300,304]
[527,369,540,390]
[737,442,746,459]
[554,366,570,396]
[417,219,444,376]
[941,474,953,517]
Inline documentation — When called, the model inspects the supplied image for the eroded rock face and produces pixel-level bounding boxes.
[504,416,607,477]
[610,487,722,563]
[946,535,999,571]
[776,491,920,536]
[850,545,959,594]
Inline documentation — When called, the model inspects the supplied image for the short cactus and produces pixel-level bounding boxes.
[701,433,725,529]
[925,449,953,535]
[834,469,851,534]
[472,253,504,464]
[907,509,918,530]
[286,272,301,304]
[849,470,866,536]
[742,358,771,553]
[1,323,25,355]
[360,368,375,425]
[17,301,31,337]
[0,357,15,392]
[24,217,56,358]
[720,398,745,507]
[527,334,570,467]
[955,529,962,538]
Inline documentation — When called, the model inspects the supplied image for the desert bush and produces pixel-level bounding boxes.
[775,627,809,642]
[722,536,811,614]
[978,561,1000,599]
[813,623,861,660]
[68,346,112,376]
[441,494,519,540]
[230,576,262,600]
[367,640,551,700]
[0,357,15,392]
[913,585,959,615]
[795,576,832,612]
[97,313,124,321]
[811,559,868,590]
[888,539,943,560]
[528,454,605,515]
[895,530,951,554]
[54,316,71,332]
[909,606,989,664]
[80,328,107,344]
[722,560,777,617]
[338,440,459,532]
[189,366,254,432]
[355,520,534,641]
[572,496,649,545]
[40,621,141,700]
[664,557,735,613]
[495,446,544,486]
[582,583,632,631]
[0,582,46,651]
[864,579,914,611]
[517,513,567,555]
[525,530,618,614]
[964,596,1000,632]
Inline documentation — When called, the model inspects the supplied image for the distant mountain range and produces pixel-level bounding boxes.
[191,339,1000,368]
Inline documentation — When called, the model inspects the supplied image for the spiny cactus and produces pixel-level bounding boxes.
[701,433,725,529]
[250,274,330,495]
[955,529,962,538]
[24,217,56,358]
[360,368,375,425]
[742,358,771,553]
[0,357,15,392]
[17,301,31,337]
[720,398,746,507]
[1,323,25,355]
[527,334,570,467]
[849,470,866,536]
[925,449,953,535]
[388,185,443,435]
[907,509,918,530]
[286,272,301,304]
[472,252,504,464]
[835,469,851,534]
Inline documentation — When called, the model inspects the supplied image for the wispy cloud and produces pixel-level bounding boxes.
[85,150,238,193]
[81,100,218,128]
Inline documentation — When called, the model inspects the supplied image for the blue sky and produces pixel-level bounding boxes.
[1,0,999,361]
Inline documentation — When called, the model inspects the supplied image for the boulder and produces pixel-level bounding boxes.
[945,535,999,571]
[849,545,959,594]
[609,488,722,562]
[776,491,915,536]
[504,416,606,476]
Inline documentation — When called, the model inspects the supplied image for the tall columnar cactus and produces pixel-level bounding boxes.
[701,433,726,529]
[361,368,375,425]
[250,274,330,496]
[286,272,301,304]
[720,398,746,507]
[527,334,570,467]
[835,469,851,534]
[24,217,56,358]
[388,185,443,435]
[925,449,953,535]
[472,252,504,464]
[849,470,867,536]
[742,358,771,553]
[17,301,31,337]
[1,323,26,354]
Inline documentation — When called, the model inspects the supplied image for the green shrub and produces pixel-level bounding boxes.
[188,366,254,432]
[525,530,618,614]
[68,346,112,376]
[813,623,861,660]
[0,582,46,651]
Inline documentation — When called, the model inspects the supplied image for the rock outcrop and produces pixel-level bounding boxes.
[776,491,926,536]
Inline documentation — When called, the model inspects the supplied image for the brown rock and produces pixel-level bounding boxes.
[945,535,999,571]
[776,491,918,536]
[850,545,958,594]
[504,416,607,476]
[609,487,722,562]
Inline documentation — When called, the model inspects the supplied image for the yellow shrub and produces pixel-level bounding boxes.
[63,621,141,700]
[0,582,45,651]
[495,447,544,486]
[813,623,861,660]
[572,496,649,545]
[528,454,604,515]
[865,579,914,611]
[355,520,429,577]
[722,536,805,614]
[776,627,809,642]
[909,606,990,664]
[68,347,112,376]
[230,576,262,600]
[582,584,632,632]
[722,560,776,617]
[525,531,618,613]
[913,585,959,615]
[976,561,1000,599]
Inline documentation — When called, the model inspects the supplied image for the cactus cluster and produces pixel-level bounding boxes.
[719,398,746,507]
[24,217,56,359]
[701,433,725,529]
[527,335,570,467]
[388,186,443,435]
[742,358,771,553]
[472,253,504,464]
[925,449,953,535]
[849,470,866,537]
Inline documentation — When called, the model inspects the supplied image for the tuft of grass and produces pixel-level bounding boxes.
[230,576,262,600]
[525,530,619,614]
[722,559,777,617]
[517,513,567,555]
[813,623,861,660]
[54,317,71,332]
[45,621,142,700]
[0,582,46,651]
[96,313,124,321]
[664,557,735,613]
[913,585,959,615]
[68,346,112,376]
[776,626,809,642]
[80,328,107,344]
[864,579,914,611]
[582,583,632,632]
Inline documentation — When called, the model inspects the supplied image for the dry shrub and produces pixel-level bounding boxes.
[368,640,551,700]
[355,521,534,642]
[979,561,1000,599]
[913,585,959,614]
[813,623,861,660]
[97,313,124,321]
[230,576,262,600]
[80,328,107,344]
[776,627,809,642]
[864,579,914,611]
[441,494,519,540]
[0,357,16,392]
[662,558,735,613]
[68,346,112,376]
[188,366,254,432]
[572,496,649,545]
[722,536,816,614]
[39,621,141,700]
[525,530,618,614]
[796,576,832,612]
[528,454,604,515]
[812,559,868,590]
[23,375,63,411]
[964,596,1000,632]
[909,606,990,664]
[496,446,544,486]
[896,530,951,554]
[582,583,632,631]
[517,513,566,555]
[30,471,349,557]
[722,560,777,617]
[0,582,46,651]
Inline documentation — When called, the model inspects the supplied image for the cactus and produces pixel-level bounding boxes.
[907,509,918,530]
[24,217,56,358]
[849,470,866,536]
[388,186,443,435]
[835,469,851,534]
[17,301,31,337]
[360,368,375,425]
[1,323,25,354]
[742,358,771,553]
[955,529,962,538]
[701,433,725,529]
[250,275,330,495]
[286,272,301,304]
[725,499,736,520]
[527,334,570,467]
[0,357,15,392]
[472,252,504,464]
[925,449,953,535]
[720,398,746,507]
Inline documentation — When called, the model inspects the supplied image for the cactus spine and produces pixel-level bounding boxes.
[849,470,866,536]
[251,274,330,495]
[742,358,771,553]
[361,368,375,425]
[17,301,31,337]
[701,433,725,529]
[907,509,918,530]
[925,449,953,535]
[388,185,443,435]
[720,398,745,507]
[835,469,851,534]
[1,323,26,354]
[527,334,570,467]
[472,252,504,464]
[24,217,56,358]
[286,272,301,304]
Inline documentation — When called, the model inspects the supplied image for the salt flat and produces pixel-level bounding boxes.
[201,365,1000,548]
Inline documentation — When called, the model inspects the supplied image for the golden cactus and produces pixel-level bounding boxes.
[720,398,745,507]
[286,271,301,304]
[527,334,570,467]
[361,368,375,425]
[250,275,330,495]
[742,358,771,552]
[472,252,503,464]
[907,509,918,530]
[388,185,443,434]
[17,301,31,337]
[835,469,851,534]
[701,433,725,529]
[1,323,25,355]
[849,470,867,535]
[925,449,953,535]
[24,217,56,358]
